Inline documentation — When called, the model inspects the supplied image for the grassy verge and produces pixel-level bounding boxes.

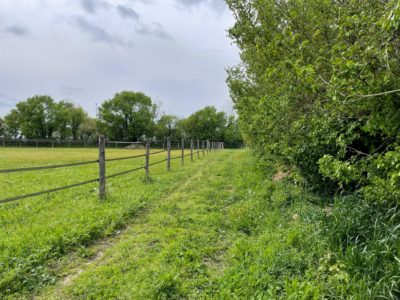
[4,149,396,298]
[36,150,335,299]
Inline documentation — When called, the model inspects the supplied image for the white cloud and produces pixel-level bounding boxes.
[0,0,238,117]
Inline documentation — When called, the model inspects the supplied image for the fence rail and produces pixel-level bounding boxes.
[0,138,174,149]
[0,159,99,174]
[0,136,224,205]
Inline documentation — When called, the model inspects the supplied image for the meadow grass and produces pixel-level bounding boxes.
[36,150,333,299]
[2,148,395,299]
[0,146,201,296]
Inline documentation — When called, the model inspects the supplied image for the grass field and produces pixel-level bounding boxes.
[1,147,382,299]
[0,147,196,296]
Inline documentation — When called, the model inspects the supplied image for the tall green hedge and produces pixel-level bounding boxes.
[226,0,400,201]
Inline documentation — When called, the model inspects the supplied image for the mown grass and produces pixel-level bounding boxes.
[35,150,332,299]
[37,149,399,300]
[2,148,397,299]
[0,146,200,297]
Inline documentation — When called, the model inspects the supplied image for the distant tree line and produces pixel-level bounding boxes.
[0,91,242,147]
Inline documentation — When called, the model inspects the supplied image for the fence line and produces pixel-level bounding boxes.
[0,178,99,204]
[0,159,99,174]
[0,138,161,149]
[0,136,224,205]
[106,166,145,179]
[0,137,226,149]
[105,153,146,162]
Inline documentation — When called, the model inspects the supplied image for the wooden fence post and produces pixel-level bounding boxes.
[197,139,200,158]
[190,139,193,161]
[181,138,184,165]
[167,137,171,171]
[145,139,150,178]
[99,134,106,199]
[202,140,205,155]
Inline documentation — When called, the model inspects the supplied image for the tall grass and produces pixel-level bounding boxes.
[323,196,400,298]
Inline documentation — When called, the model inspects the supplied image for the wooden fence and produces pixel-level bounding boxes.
[0,137,148,149]
[0,135,224,204]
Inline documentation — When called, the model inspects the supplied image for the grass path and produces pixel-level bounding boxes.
[36,150,245,299]
[21,148,395,299]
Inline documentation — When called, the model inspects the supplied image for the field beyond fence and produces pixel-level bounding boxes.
[0,137,224,204]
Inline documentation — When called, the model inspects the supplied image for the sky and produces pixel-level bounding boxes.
[0,0,239,118]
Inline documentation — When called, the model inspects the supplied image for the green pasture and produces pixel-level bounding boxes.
[0,146,203,296]
[1,147,389,299]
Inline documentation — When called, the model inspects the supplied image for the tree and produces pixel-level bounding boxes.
[4,95,57,139]
[223,115,242,148]
[0,117,4,137]
[70,105,87,140]
[98,91,157,141]
[54,101,87,140]
[155,114,181,140]
[78,117,98,142]
[182,106,227,140]
[4,110,19,138]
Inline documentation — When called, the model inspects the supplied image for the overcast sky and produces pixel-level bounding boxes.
[0,0,239,118]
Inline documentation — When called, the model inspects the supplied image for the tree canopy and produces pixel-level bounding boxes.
[0,117,4,137]
[155,114,182,140]
[54,101,87,140]
[5,95,57,139]
[223,115,242,148]
[181,106,227,140]
[1,93,242,146]
[98,91,157,141]
[3,96,88,140]
[78,117,98,142]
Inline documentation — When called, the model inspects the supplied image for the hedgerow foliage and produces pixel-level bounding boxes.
[226,0,400,199]
[226,0,400,296]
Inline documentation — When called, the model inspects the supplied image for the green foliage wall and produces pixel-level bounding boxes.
[226,0,400,199]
